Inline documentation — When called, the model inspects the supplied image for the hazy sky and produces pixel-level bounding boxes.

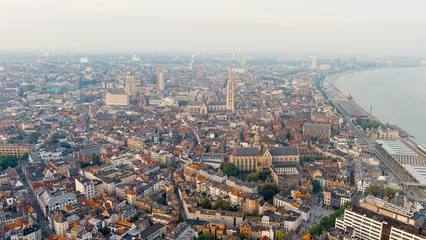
[1,0,425,55]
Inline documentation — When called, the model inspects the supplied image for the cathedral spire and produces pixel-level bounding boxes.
[226,69,234,112]
[254,125,261,150]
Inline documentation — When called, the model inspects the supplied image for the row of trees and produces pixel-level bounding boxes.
[199,198,237,211]
[312,179,322,193]
[355,117,382,131]
[310,202,352,236]
[0,153,28,170]
[246,172,268,182]
[221,163,239,177]
[365,184,402,198]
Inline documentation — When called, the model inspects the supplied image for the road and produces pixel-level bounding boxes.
[319,74,425,200]
[16,163,55,237]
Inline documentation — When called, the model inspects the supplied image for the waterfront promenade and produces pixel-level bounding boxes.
[320,72,426,200]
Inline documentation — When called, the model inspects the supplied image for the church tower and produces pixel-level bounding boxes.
[226,69,235,112]
[254,125,261,150]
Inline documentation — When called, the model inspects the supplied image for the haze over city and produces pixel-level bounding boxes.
[1,0,426,55]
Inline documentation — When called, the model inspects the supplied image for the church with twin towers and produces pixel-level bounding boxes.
[186,69,235,115]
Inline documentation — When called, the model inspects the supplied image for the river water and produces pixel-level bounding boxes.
[332,67,426,143]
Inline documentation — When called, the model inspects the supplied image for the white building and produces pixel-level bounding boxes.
[9,225,42,240]
[75,178,104,199]
[390,226,426,240]
[52,216,69,236]
[166,222,197,240]
[335,209,383,240]
[36,190,77,217]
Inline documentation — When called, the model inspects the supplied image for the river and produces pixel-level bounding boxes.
[332,67,426,143]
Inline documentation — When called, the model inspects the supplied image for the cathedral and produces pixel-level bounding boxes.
[185,69,234,115]
[229,126,299,172]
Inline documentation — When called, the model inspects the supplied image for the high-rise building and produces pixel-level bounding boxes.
[334,58,341,69]
[156,70,165,91]
[349,58,356,66]
[226,69,234,112]
[335,196,426,240]
[125,72,136,96]
[106,93,129,106]
[196,70,202,79]
[310,56,317,69]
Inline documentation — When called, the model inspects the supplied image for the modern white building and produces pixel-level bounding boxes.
[390,226,426,240]
[335,209,383,240]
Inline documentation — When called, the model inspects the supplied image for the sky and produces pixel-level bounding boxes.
[0,0,425,56]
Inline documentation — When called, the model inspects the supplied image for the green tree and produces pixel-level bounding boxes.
[157,193,167,205]
[0,156,19,170]
[246,172,259,182]
[131,215,139,223]
[309,224,323,236]
[92,154,102,166]
[286,132,292,141]
[100,227,110,236]
[212,199,231,211]
[313,179,322,193]
[28,132,41,144]
[258,172,268,181]
[221,163,240,177]
[310,202,352,237]
[261,184,279,202]
[365,184,401,198]
[200,197,211,209]
[198,232,212,240]
[276,230,285,240]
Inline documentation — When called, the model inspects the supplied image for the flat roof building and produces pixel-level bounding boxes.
[106,93,129,106]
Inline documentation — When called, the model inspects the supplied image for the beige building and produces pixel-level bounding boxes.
[125,72,136,96]
[0,144,32,157]
[156,70,165,91]
[372,127,399,139]
[127,137,145,151]
[303,123,331,141]
[105,93,129,106]
[230,145,299,172]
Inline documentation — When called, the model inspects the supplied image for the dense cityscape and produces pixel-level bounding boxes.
[0,53,425,240]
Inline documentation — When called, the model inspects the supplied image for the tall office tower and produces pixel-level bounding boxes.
[310,56,317,69]
[196,69,202,79]
[349,58,356,66]
[156,70,165,91]
[334,58,341,69]
[125,72,136,96]
[226,69,235,112]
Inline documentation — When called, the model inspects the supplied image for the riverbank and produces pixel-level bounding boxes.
[324,67,426,143]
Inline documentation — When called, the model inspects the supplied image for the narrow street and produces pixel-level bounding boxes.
[16,163,55,238]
